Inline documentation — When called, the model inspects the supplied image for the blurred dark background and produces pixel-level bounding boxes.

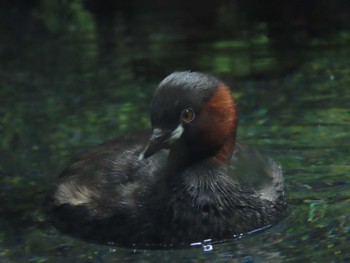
[1,0,350,80]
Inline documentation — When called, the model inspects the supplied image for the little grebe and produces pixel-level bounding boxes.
[44,71,287,247]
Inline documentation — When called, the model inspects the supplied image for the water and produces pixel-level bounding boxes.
[1,2,350,262]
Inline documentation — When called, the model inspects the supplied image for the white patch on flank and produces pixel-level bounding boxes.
[167,125,184,145]
[259,185,276,201]
[138,152,145,161]
[55,182,93,206]
[259,159,283,202]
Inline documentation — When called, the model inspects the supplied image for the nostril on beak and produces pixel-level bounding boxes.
[150,128,163,142]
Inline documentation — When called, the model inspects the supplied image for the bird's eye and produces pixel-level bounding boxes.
[181,108,195,123]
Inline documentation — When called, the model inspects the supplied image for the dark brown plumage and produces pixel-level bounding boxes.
[44,71,287,247]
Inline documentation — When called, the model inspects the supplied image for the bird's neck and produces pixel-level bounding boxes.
[212,135,236,163]
[167,136,235,171]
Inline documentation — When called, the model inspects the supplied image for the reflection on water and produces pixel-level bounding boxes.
[1,1,350,262]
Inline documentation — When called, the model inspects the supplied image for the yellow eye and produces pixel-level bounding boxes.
[181,108,195,123]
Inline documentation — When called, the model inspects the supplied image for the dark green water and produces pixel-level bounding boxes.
[1,1,350,262]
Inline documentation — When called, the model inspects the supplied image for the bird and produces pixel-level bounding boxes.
[44,71,287,247]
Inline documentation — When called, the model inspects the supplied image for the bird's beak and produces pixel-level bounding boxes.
[139,125,184,160]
